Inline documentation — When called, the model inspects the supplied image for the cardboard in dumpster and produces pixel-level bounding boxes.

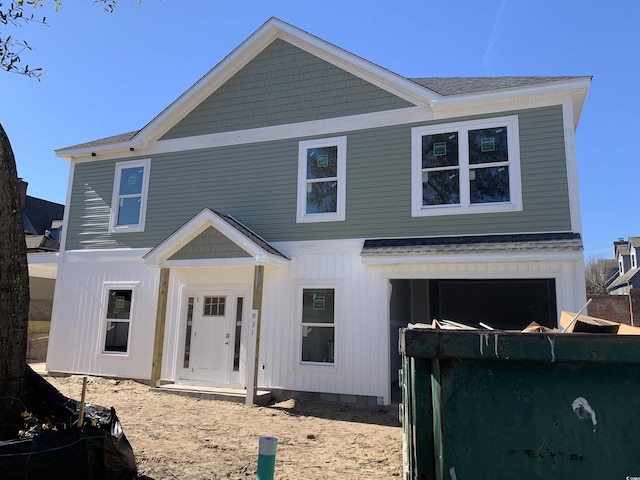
[558,311,640,334]
[520,321,560,333]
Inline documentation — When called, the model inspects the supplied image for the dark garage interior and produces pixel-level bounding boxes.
[389,278,557,385]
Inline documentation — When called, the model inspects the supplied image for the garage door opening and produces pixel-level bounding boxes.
[389,278,557,398]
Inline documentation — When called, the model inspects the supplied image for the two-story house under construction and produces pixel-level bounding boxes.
[47,18,590,405]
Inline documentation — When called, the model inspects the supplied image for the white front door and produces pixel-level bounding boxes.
[181,291,233,384]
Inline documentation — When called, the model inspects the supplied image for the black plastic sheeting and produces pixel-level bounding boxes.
[0,365,138,480]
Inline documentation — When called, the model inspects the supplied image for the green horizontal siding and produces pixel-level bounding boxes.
[65,105,571,251]
[168,227,251,260]
[161,39,414,139]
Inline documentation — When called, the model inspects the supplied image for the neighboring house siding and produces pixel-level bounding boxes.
[168,227,251,260]
[65,105,570,250]
[161,39,414,140]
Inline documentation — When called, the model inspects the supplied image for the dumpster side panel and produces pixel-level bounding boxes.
[401,329,640,480]
[440,359,640,479]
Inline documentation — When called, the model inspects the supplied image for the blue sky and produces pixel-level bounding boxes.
[3,0,638,258]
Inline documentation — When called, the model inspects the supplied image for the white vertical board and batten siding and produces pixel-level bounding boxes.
[47,256,159,379]
[260,240,390,399]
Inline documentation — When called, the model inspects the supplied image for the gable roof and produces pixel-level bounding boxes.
[26,234,60,253]
[607,268,640,291]
[144,208,289,268]
[56,18,591,159]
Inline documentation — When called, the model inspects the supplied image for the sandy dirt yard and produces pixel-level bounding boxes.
[44,375,403,480]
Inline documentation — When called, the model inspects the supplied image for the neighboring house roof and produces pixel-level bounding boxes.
[23,195,65,236]
[55,18,591,159]
[25,234,60,253]
[617,245,630,256]
[608,268,640,291]
[629,237,640,248]
[362,233,582,258]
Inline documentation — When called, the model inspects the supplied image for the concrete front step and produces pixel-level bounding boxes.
[151,383,272,406]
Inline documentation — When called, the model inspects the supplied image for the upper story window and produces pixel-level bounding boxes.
[109,159,151,233]
[297,137,346,223]
[411,116,522,217]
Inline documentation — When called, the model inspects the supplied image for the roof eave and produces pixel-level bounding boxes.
[55,140,143,161]
[429,77,591,127]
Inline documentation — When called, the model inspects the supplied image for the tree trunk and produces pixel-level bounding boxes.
[0,122,29,440]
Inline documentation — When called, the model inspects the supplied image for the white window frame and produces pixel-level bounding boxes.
[100,283,138,356]
[297,285,339,368]
[109,158,151,233]
[297,136,347,223]
[411,116,522,217]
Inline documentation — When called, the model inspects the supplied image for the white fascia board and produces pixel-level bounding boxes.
[115,18,433,147]
[55,141,143,161]
[60,248,150,264]
[57,19,436,162]
[163,254,288,269]
[273,21,435,108]
[362,251,585,265]
[67,106,428,162]
[562,98,583,235]
[163,258,258,269]
[431,79,590,127]
[430,78,591,108]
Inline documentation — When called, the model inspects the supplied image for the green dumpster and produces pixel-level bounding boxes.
[400,328,640,480]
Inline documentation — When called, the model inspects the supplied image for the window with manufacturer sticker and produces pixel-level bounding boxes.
[411,116,522,217]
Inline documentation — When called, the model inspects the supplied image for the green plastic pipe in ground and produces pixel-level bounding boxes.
[256,436,278,480]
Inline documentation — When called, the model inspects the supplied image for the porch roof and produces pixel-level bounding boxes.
[361,232,583,264]
[144,208,289,268]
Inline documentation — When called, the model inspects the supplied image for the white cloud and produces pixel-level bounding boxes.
[482,0,509,72]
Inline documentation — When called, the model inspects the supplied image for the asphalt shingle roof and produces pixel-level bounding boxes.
[23,195,64,236]
[608,268,640,290]
[409,76,588,96]
[214,211,289,260]
[361,233,583,257]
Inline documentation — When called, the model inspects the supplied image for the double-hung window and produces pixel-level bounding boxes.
[297,137,346,223]
[109,159,151,232]
[411,116,521,216]
[300,288,336,365]
[102,286,134,354]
